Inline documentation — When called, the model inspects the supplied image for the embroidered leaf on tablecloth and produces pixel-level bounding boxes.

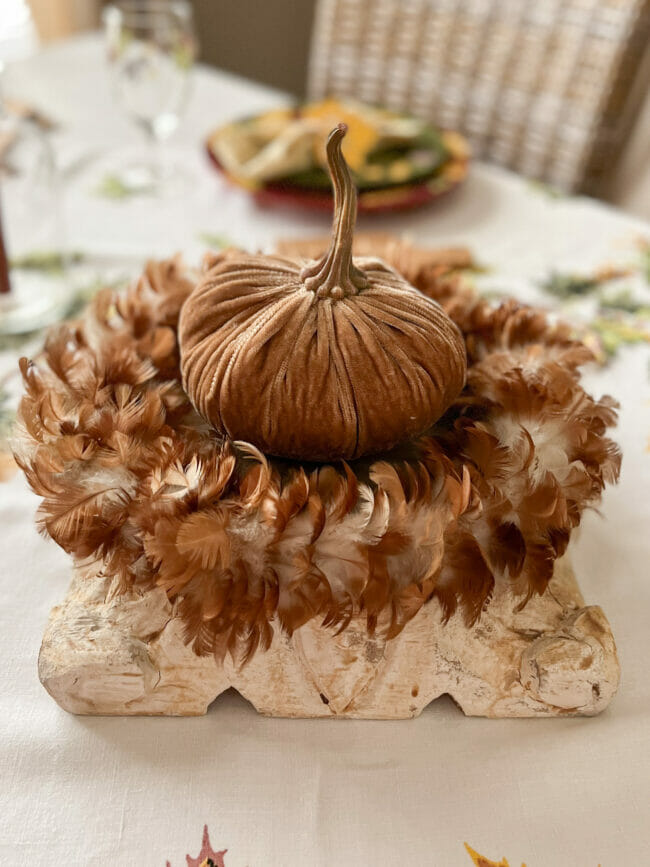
[0,387,17,481]
[10,250,84,275]
[95,173,154,200]
[464,842,521,866]
[197,231,235,250]
[534,255,650,364]
[464,842,604,866]
[166,825,227,867]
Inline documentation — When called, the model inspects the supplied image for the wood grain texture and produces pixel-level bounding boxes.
[39,555,619,719]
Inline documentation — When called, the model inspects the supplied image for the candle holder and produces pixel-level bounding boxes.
[15,253,621,720]
[13,133,622,720]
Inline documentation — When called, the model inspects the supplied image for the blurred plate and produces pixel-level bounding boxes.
[205,104,470,214]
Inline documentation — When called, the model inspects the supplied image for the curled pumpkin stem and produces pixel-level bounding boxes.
[302,124,369,300]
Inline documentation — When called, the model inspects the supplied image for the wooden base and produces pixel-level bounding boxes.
[38,556,619,718]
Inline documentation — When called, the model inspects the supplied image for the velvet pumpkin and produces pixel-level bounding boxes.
[179,124,466,460]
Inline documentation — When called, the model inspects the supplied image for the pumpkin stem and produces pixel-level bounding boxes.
[301,124,368,300]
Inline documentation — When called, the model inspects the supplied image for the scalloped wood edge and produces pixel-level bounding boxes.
[38,555,619,718]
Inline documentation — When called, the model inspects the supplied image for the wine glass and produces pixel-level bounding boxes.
[103,1,196,195]
[0,64,71,336]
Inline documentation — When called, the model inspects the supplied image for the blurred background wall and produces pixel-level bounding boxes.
[191,0,315,96]
[28,0,102,43]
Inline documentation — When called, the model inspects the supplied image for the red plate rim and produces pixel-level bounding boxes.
[205,138,469,215]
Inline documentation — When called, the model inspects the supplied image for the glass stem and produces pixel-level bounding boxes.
[143,123,168,185]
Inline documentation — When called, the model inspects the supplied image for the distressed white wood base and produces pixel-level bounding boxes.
[39,556,619,718]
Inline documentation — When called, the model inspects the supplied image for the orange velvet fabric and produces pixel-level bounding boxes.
[179,253,467,461]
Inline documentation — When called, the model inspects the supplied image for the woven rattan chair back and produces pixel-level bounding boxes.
[308,0,650,192]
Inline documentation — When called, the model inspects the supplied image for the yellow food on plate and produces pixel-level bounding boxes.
[302,98,380,170]
[207,98,459,192]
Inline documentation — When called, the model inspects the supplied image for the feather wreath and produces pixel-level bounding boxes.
[13,249,621,662]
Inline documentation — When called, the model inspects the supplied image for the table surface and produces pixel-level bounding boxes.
[1,34,649,867]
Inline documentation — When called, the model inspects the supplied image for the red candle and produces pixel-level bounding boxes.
[0,196,10,295]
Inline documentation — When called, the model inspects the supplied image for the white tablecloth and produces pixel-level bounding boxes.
[1,35,649,867]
